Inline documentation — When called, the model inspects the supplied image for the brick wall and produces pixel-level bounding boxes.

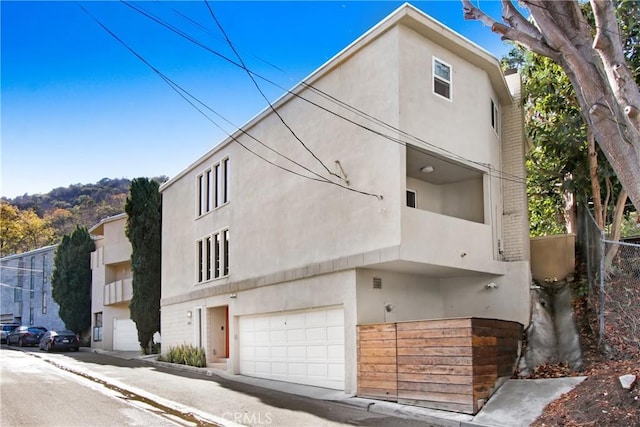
[501,74,530,262]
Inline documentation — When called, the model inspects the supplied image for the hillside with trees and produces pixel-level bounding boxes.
[0,177,167,257]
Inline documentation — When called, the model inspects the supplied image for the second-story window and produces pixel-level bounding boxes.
[433,58,452,100]
[197,157,230,217]
[196,228,230,283]
[30,257,35,299]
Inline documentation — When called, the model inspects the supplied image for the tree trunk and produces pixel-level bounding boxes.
[588,129,605,228]
[462,0,640,211]
[605,189,628,274]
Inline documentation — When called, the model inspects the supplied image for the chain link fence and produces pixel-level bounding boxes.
[578,207,640,355]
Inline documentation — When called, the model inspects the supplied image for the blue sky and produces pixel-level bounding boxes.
[1,1,516,199]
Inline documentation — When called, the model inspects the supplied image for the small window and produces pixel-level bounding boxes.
[491,99,500,134]
[406,190,417,208]
[94,312,103,342]
[433,58,452,100]
[42,292,48,314]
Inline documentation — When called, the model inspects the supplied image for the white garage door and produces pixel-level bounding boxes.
[239,306,345,390]
[113,318,139,351]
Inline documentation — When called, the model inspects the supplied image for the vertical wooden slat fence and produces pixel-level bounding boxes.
[357,317,522,414]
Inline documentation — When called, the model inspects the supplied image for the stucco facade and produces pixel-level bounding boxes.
[160,4,531,394]
[0,245,66,330]
[89,214,139,351]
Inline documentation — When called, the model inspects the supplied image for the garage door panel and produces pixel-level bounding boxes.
[287,329,305,342]
[113,318,139,351]
[307,345,327,359]
[239,306,345,390]
[306,327,327,341]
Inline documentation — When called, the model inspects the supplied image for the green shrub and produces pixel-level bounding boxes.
[157,344,206,368]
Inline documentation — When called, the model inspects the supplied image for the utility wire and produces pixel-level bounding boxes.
[118,0,528,186]
[203,0,342,182]
[81,6,383,200]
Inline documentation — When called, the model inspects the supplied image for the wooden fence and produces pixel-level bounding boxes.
[357,317,522,414]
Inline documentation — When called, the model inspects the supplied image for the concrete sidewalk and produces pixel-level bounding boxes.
[86,348,586,427]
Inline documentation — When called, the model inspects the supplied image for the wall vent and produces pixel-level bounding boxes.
[373,277,382,289]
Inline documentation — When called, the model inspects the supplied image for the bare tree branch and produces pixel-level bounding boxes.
[462,0,558,59]
[462,0,640,211]
[501,0,540,40]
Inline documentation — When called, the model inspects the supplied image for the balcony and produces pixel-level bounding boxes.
[104,278,133,306]
[401,207,504,276]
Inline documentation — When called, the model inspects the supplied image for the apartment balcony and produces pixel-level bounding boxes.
[104,278,133,306]
[400,207,504,276]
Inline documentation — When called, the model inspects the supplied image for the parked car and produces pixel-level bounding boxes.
[39,330,79,352]
[7,326,47,347]
[1,323,20,344]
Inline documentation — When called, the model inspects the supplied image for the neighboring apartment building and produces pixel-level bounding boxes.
[160,4,531,394]
[0,245,66,330]
[89,213,140,351]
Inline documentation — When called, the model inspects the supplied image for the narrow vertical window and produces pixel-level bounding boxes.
[94,312,103,341]
[205,237,212,281]
[205,169,212,212]
[197,174,204,216]
[223,158,229,204]
[406,190,417,208]
[197,240,204,283]
[29,308,34,325]
[42,292,48,314]
[223,229,229,276]
[433,58,452,100]
[491,99,500,134]
[42,255,46,285]
[30,257,35,299]
[214,233,221,278]
[214,164,221,208]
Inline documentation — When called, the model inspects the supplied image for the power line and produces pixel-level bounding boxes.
[115,1,529,186]
[81,6,383,200]
[203,0,343,182]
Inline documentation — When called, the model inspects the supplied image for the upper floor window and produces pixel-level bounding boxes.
[406,190,417,208]
[196,228,230,283]
[197,157,230,217]
[491,99,500,135]
[433,58,452,100]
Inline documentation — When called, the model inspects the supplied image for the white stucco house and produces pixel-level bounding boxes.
[89,214,140,351]
[159,3,531,395]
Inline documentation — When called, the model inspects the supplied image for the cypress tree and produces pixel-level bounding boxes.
[125,178,162,354]
[51,226,95,335]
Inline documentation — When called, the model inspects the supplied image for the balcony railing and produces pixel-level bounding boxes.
[401,207,503,275]
[104,278,133,306]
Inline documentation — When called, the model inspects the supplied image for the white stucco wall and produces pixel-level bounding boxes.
[355,268,445,324]
[439,261,531,326]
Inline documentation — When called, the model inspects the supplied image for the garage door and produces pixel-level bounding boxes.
[113,318,139,351]
[239,306,345,390]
